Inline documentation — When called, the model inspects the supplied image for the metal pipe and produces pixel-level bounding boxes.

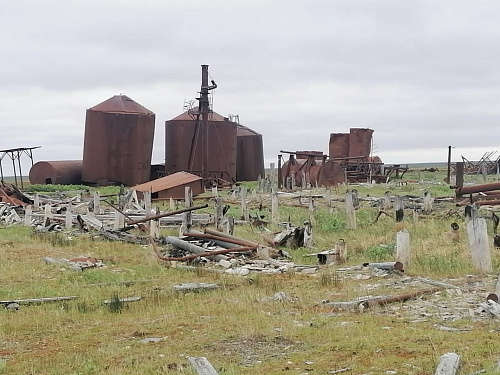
[165,236,228,261]
[363,287,442,308]
[204,228,259,247]
[456,182,500,197]
[184,231,256,248]
[362,261,404,272]
[446,145,452,184]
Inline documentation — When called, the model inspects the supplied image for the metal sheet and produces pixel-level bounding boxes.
[82,95,155,186]
[349,128,373,158]
[329,133,350,159]
[29,160,83,185]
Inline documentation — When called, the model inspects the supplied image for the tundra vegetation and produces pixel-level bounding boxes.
[1,169,500,374]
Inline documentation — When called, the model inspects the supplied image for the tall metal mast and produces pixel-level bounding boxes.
[197,65,217,181]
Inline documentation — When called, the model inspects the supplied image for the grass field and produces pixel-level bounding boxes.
[1,169,500,374]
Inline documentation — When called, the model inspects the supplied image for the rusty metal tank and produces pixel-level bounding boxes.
[281,151,324,187]
[329,133,350,159]
[82,95,155,186]
[237,125,264,181]
[317,160,345,187]
[349,128,373,159]
[165,111,237,182]
[29,160,83,185]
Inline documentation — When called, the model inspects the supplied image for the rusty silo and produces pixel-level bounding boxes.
[165,111,237,182]
[329,133,350,159]
[349,128,373,159]
[29,160,83,185]
[82,95,155,186]
[237,125,264,181]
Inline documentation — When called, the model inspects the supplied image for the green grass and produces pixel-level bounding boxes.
[2,178,500,374]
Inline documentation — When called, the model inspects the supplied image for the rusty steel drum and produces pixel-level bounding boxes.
[29,160,83,185]
[317,160,345,187]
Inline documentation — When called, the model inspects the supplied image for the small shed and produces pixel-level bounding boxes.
[131,171,204,200]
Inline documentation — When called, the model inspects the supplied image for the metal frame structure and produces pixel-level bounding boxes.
[0,146,40,188]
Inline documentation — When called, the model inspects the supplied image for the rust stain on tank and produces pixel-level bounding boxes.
[82,95,155,186]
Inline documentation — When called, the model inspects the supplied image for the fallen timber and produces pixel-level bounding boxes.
[156,246,256,262]
[164,236,229,262]
[0,296,78,305]
[119,204,209,231]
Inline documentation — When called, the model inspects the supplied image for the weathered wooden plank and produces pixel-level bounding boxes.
[187,356,219,375]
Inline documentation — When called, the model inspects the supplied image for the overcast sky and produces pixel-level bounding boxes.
[1,0,499,176]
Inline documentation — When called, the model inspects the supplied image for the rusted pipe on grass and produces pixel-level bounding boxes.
[363,261,404,272]
[184,231,256,248]
[363,287,442,308]
[165,236,228,262]
[456,182,500,197]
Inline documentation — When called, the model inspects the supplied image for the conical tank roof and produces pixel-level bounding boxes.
[89,95,154,115]
[169,110,229,121]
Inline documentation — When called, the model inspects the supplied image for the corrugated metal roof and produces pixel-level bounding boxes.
[169,110,229,121]
[89,95,154,115]
[132,171,203,193]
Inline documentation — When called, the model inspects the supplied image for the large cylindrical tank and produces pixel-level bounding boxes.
[165,111,237,182]
[349,128,373,159]
[29,160,83,185]
[82,95,155,186]
[236,125,265,181]
[329,133,350,159]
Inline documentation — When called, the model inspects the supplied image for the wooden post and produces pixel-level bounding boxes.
[435,352,460,375]
[396,229,410,268]
[211,186,218,196]
[180,187,193,236]
[240,186,249,221]
[34,193,40,211]
[383,191,391,210]
[423,191,432,214]
[43,204,52,221]
[24,205,32,226]
[308,196,314,213]
[271,190,279,224]
[336,239,347,263]
[187,357,218,375]
[303,220,313,248]
[113,209,121,230]
[169,197,175,210]
[93,191,101,215]
[467,216,492,273]
[291,171,296,190]
[345,190,357,229]
[394,196,404,222]
[144,191,152,217]
[215,197,224,231]
[65,207,72,229]
[301,171,306,189]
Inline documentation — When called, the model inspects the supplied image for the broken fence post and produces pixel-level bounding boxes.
[435,352,460,375]
[144,191,152,217]
[271,190,279,224]
[303,220,313,248]
[24,205,32,226]
[467,215,492,273]
[383,191,391,210]
[94,191,101,215]
[394,196,404,222]
[345,190,357,229]
[187,356,219,375]
[65,207,73,229]
[240,186,249,221]
[336,239,347,263]
[423,191,433,214]
[34,193,40,211]
[396,229,410,269]
[180,187,193,236]
[44,204,52,221]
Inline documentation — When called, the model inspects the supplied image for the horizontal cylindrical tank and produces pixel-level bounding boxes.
[237,125,264,181]
[82,95,155,186]
[165,111,237,182]
[29,160,83,185]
